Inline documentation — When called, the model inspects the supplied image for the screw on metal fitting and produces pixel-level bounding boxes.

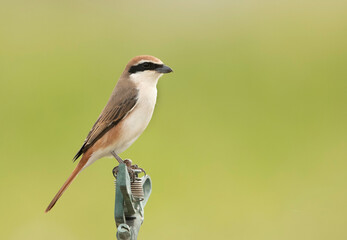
[131,178,144,201]
[114,173,145,201]
[113,161,146,201]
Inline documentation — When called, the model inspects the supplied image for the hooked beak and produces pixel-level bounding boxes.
[156,64,173,74]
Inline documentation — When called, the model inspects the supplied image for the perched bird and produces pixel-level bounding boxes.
[45,55,172,212]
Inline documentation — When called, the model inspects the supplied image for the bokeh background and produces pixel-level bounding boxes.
[0,0,346,239]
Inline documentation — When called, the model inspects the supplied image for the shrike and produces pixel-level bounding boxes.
[45,55,172,212]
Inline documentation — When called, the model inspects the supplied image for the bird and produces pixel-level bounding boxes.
[45,55,173,212]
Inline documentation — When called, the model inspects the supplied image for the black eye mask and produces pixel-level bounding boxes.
[128,62,163,74]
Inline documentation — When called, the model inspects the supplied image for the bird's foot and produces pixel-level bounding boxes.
[111,155,146,181]
[112,161,134,179]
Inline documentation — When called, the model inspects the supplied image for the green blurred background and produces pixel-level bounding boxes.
[0,0,346,239]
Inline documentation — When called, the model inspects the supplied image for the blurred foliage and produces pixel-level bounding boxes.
[0,0,346,239]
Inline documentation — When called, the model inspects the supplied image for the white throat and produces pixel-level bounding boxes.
[130,71,162,88]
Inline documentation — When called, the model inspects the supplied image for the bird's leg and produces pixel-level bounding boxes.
[111,151,124,164]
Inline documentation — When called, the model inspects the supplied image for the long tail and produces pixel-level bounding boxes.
[45,154,89,213]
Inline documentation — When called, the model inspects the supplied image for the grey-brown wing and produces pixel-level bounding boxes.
[73,87,138,161]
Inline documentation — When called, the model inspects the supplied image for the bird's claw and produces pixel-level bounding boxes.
[112,166,119,178]
[111,151,146,180]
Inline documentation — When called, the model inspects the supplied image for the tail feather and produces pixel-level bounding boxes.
[45,154,89,213]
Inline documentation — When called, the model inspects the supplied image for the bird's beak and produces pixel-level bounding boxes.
[156,65,173,74]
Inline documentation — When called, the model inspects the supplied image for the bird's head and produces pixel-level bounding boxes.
[124,55,173,85]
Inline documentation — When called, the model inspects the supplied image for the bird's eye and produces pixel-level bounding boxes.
[143,62,150,69]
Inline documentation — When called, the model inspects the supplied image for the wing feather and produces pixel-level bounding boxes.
[73,87,138,161]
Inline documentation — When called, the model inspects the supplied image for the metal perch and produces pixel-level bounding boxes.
[112,156,152,240]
